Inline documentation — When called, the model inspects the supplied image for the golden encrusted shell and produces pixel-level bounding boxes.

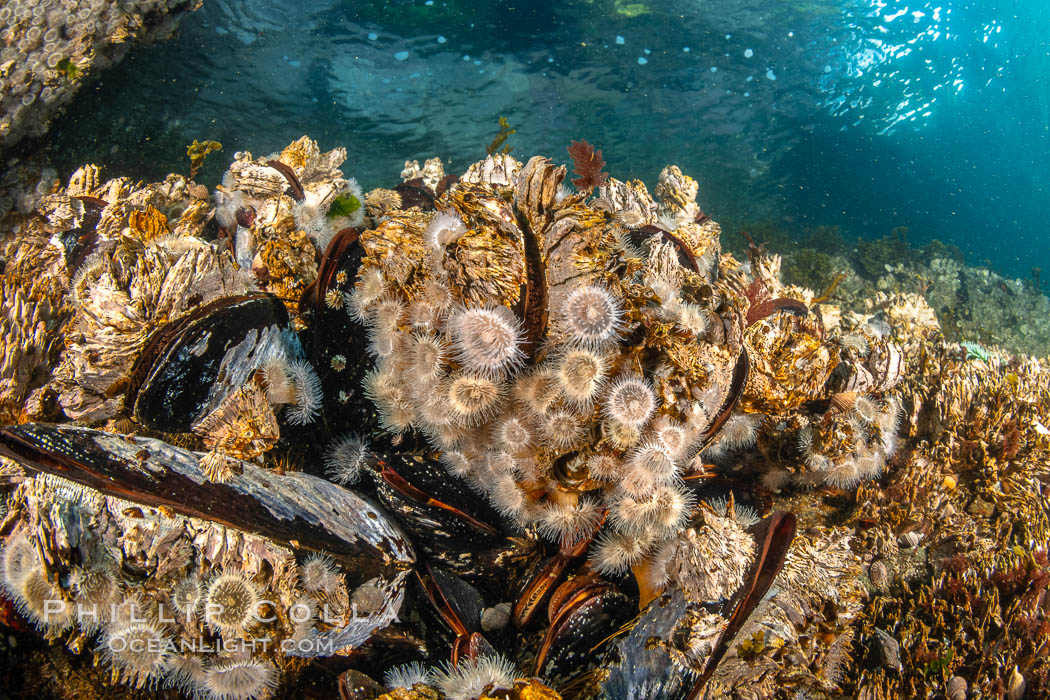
[460,152,522,190]
[228,159,289,199]
[65,164,102,196]
[594,177,658,227]
[401,156,446,192]
[654,164,701,226]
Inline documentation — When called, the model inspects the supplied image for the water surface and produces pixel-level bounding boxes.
[49,0,1050,280]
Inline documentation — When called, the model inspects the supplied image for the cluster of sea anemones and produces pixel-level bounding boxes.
[349,178,742,577]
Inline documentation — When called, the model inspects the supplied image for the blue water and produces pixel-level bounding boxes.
[48,0,1050,281]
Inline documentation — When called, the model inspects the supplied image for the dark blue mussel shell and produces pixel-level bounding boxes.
[127,293,300,433]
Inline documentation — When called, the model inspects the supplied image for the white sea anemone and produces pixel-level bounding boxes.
[284,359,323,425]
[586,452,623,481]
[490,474,528,520]
[324,433,369,485]
[560,285,624,350]
[425,211,467,253]
[714,413,762,451]
[650,416,693,461]
[430,654,517,700]
[204,573,259,637]
[259,357,295,405]
[299,553,341,595]
[0,529,38,599]
[537,499,601,545]
[603,374,656,428]
[166,654,208,697]
[348,269,386,321]
[853,395,879,424]
[385,661,429,690]
[446,374,504,426]
[495,415,532,453]
[541,410,584,451]
[821,458,863,490]
[556,349,608,407]
[625,442,677,483]
[407,332,447,385]
[103,620,173,689]
[447,305,525,378]
[203,657,278,700]
[590,530,654,575]
[170,575,202,621]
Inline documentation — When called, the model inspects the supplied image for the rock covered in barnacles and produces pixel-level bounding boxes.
[0,277,59,423]
[348,148,911,585]
[653,507,755,604]
[365,187,404,221]
[819,315,906,397]
[218,137,362,298]
[742,313,837,414]
[594,178,659,227]
[0,0,202,154]
[0,423,415,695]
[0,467,410,695]
[653,165,702,229]
[227,159,287,200]
[50,236,255,423]
[352,152,754,575]
[866,291,940,341]
[705,526,865,697]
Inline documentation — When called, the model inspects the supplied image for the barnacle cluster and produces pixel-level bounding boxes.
[0,0,201,161]
[0,134,1045,699]
[0,461,406,699]
[350,152,906,584]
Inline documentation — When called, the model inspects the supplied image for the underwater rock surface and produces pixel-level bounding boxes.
[0,137,1045,699]
[0,0,200,156]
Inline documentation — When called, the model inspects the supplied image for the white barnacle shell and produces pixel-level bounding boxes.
[460,153,523,189]
[661,509,755,604]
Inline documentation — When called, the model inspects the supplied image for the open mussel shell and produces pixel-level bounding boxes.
[127,294,300,433]
[0,424,415,572]
[362,452,537,583]
[534,574,635,695]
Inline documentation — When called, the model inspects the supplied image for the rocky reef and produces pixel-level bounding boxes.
[0,0,200,158]
[0,137,1045,700]
[747,225,1050,359]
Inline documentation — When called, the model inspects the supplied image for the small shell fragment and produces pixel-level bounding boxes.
[946,676,968,700]
[874,628,902,672]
